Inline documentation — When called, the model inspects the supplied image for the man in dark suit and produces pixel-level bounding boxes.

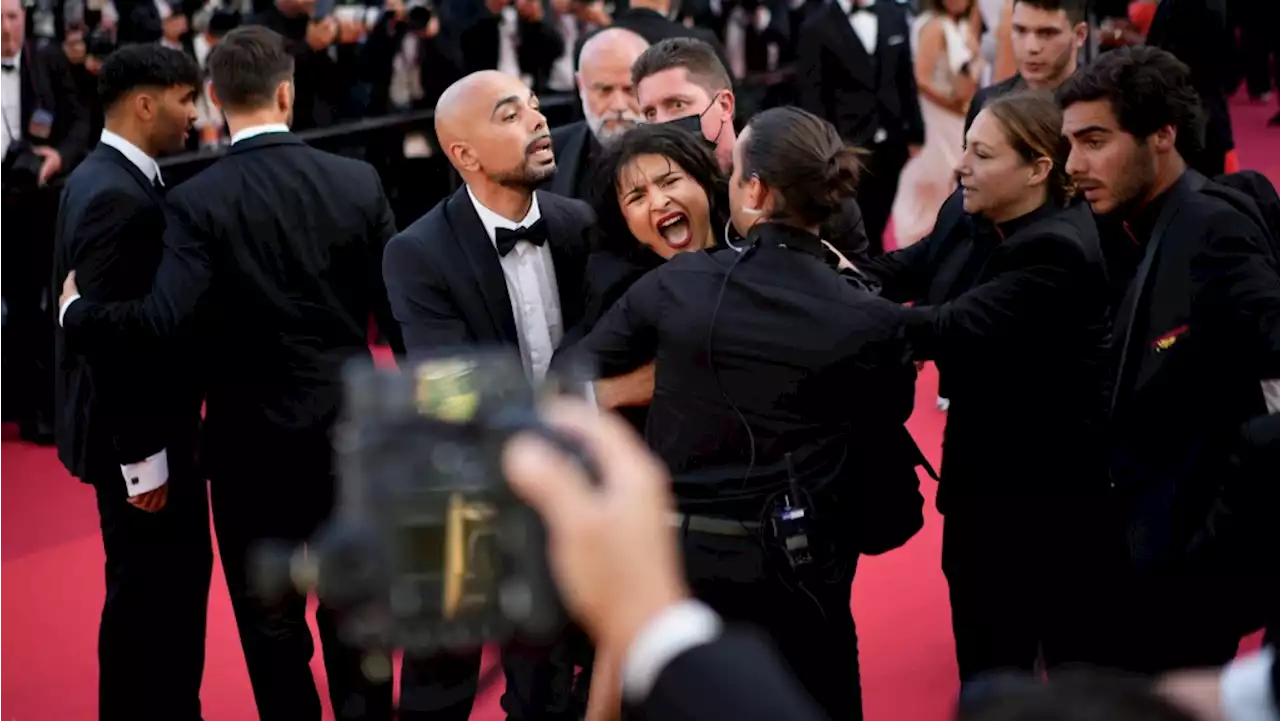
[58,26,404,721]
[2,0,91,443]
[51,44,209,721]
[546,26,648,201]
[1059,46,1280,674]
[795,0,924,255]
[383,69,594,721]
[631,37,871,262]
[964,0,1087,134]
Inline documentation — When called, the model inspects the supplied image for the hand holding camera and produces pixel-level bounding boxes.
[502,398,689,656]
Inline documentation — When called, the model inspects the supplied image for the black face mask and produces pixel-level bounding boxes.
[661,94,724,150]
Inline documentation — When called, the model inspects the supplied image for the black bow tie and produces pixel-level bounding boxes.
[1,63,16,73]
[849,2,873,14]
[495,219,548,257]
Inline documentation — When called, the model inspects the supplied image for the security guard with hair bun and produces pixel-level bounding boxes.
[566,106,930,721]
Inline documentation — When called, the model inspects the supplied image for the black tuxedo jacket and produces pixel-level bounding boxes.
[546,120,596,202]
[639,630,831,721]
[60,133,404,477]
[53,144,199,482]
[795,1,924,148]
[382,187,594,358]
[864,193,1112,511]
[1105,170,1280,573]
[7,41,91,172]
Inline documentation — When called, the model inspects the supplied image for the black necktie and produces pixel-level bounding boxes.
[152,176,165,194]
[495,219,548,257]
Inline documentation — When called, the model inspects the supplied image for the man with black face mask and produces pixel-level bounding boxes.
[631,37,872,263]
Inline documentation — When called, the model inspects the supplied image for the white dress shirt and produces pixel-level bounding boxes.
[837,0,878,56]
[466,187,564,381]
[621,600,723,701]
[62,129,171,498]
[2,51,23,161]
[230,122,290,145]
[1221,646,1278,721]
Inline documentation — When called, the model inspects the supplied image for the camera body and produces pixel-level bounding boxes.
[3,139,45,193]
[255,354,573,659]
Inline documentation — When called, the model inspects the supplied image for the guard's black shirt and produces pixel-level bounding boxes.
[572,222,918,502]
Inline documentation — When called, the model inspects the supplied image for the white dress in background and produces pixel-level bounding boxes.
[890,11,973,248]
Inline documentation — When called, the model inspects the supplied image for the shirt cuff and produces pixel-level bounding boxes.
[1221,646,1278,721]
[621,599,722,703]
[120,449,169,498]
[59,293,80,327]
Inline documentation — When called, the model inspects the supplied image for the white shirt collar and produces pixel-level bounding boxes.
[836,0,875,11]
[466,185,543,250]
[100,129,163,185]
[230,123,290,145]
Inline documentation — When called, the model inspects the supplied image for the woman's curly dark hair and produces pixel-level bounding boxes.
[588,123,728,265]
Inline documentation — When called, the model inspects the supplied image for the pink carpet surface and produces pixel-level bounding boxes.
[2,94,1275,720]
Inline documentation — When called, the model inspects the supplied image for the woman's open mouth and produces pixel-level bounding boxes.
[656,212,692,249]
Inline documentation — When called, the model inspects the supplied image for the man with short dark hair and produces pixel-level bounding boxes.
[58,25,404,720]
[632,37,870,261]
[52,43,210,721]
[1058,45,1280,674]
[964,0,1088,133]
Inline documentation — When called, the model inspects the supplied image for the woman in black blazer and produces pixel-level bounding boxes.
[862,91,1117,685]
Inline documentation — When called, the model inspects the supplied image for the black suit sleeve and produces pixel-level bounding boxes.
[860,192,964,303]
[61,197,213,345]
[60,189,153,356]
[574,268,664,377]
[48,50,91,170]
[368,170,406,356]
[382,233,472,357]
[1192,211,1280,377]
[900,233,1089,362]
[62,188,168,464]
[641,630,831,721]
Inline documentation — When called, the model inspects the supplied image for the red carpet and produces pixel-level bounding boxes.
[2,96,1275,720]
